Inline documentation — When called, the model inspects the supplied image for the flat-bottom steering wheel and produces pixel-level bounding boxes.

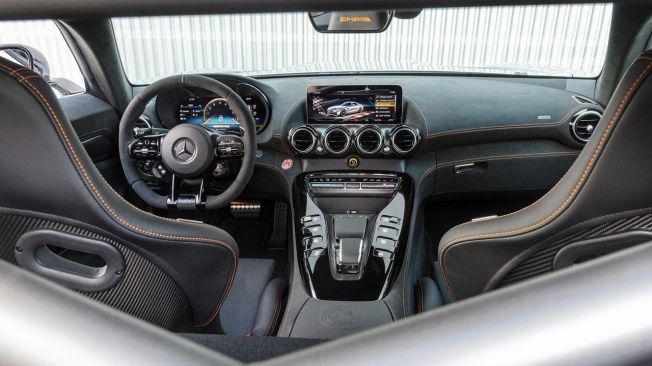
[118,74,256,210]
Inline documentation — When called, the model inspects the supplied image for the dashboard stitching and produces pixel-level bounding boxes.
[435,151,580,169]
[425,104,591,139]
[438,58,652,301]
[0,62,238,328]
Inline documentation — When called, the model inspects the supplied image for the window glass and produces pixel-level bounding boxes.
[0,20,85,95]
[112,4,613,84]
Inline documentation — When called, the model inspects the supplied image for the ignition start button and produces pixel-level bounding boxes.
[346,156,360,169]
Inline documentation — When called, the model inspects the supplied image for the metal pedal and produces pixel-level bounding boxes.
[229,200,261,219]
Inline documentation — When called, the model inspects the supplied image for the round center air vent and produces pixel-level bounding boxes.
[289,126,317,154]
[390,126,419,154]
[323,127,351,155]
[570,109,602,143]
[356,127,383,155]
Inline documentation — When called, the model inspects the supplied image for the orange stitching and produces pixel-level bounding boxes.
[0,62,237,327]
[426,105,583,139]
[436,151,579,169]
[438,58,652,301]
[265,281,287,336]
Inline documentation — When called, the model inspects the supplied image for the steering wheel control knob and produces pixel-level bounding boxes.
[160,124,213,178]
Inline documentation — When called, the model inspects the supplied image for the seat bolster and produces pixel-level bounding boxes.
[415,277,443,313]
[250,278,286,336]
[438,53,652,301]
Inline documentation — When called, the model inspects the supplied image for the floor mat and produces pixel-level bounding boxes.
[180,334,326,363]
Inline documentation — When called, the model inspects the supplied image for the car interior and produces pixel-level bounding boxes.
[3,0,652,364]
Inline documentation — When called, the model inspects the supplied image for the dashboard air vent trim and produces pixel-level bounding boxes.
[570,109,602,143]
[355,126,384,155]
[323,126,351,155]
[289,126,317,154]
[390,126,419,154]
[572,95,597,105]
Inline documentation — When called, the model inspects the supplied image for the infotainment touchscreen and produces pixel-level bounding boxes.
[307,85,402,124]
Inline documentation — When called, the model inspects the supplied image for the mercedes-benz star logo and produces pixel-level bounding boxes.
[173,138,196,162]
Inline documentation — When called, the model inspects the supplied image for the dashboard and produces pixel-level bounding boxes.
[141,72,602,188]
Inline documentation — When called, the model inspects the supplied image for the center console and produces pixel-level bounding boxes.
[283,84,421,338]
[294,172,411,301]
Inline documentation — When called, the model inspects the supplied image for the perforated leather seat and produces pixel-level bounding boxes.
[0,57,244,331]
[438,52,652,301]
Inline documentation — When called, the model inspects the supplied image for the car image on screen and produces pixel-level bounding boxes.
[326,101,364,116]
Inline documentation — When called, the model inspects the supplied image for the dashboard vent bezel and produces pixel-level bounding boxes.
[355,126,384,155]
[323,126,352,155]
[572,95,597,105]
[570,109,602,143]
[390,126,419,154]
[289,126,317,154]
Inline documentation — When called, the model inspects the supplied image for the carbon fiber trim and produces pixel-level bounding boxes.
[0,213,190,329]
[499,214,652,287]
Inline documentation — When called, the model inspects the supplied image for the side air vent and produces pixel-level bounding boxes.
[572,95,597,105]
[289,126,317,154]
[133,116,152,138]
[570,109,602,143]
[323,127,351,155]
[390,126,419,154]
[356,127,383,155]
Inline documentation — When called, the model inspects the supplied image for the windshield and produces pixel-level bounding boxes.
[112,4,612,84]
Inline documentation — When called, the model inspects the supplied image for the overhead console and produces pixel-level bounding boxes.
[288,85,420,157]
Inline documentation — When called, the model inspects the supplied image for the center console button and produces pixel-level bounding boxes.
[380,215,400,225]
[375,237,396,251]
[310,182,345,189]
[303,236,324,249]
[361,182,397,189]
[301,215,319,224]
[302,225,321,235]
[345,182,361,189]
[378,226,399,239]
[373,249,393,272]
[373,248,393,259]
[306,248,324,257]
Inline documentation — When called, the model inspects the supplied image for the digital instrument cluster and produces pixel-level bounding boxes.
[161,82,270,133]
[177,94,268,132]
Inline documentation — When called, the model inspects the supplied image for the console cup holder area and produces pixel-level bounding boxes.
[294,172,412,301]
[14,229,125,292]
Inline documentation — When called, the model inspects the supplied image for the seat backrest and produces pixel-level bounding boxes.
[0,57,238,330]
[439,52,652,301]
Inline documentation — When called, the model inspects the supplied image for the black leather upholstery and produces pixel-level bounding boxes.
[218,258,286,336]
[0,58,238,328]
[415,277,443,313]
[438,52,652,301]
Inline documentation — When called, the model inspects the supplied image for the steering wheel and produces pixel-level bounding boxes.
[118,74,256,210]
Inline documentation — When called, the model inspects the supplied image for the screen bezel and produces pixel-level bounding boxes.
[306,85,403,124]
